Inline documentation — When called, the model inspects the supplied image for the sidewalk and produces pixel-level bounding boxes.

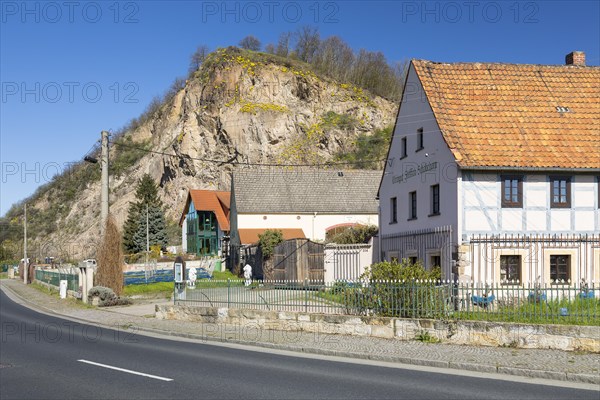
[2,279,599,385]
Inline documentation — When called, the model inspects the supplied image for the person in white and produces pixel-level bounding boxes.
[243,264,252,286]
[187,267,197,289]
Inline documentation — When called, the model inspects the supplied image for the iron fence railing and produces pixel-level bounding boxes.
[176,279,600,326]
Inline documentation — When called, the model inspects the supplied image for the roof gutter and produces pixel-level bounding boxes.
[459,166,600,173]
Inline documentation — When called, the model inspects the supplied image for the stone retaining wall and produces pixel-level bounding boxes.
[156,305,600,352]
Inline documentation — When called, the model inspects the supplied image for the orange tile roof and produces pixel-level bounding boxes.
[412,60,600,169]
[238,228,306,245]
[180,190,230,231]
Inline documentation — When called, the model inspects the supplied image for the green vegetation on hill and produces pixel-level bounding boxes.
[192,26,407,101]
[334,125,393,169]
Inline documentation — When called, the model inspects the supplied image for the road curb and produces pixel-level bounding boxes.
[2,281,598,385]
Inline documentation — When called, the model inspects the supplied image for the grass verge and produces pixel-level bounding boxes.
[29,282,95,309]
[123,281,173,298]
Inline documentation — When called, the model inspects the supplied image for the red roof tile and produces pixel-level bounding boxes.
[180,190,230,231]
[412,60,600,169]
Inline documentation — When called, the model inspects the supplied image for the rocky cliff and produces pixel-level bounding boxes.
[5,47,398,259]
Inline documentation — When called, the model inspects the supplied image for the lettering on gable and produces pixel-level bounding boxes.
[392,161,438,184]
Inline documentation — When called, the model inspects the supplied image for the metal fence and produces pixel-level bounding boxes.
[34,268,79,291]
[124,268,211,285]
[380,226,454,279]
[177,279,600,325]
[468,233,600,284]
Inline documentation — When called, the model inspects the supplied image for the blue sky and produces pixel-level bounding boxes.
[1,0,599,216]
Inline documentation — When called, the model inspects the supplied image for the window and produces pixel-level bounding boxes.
[430,184,440,215]
[401,137,407,158]
[409,256,418,265]
[550,255,570,282]
[501,175,523,208]
[409,191,417,219]
[550,176,571,208]
[500,255,521,282]
[430,255,441,269]
[390,197,397,224]
[416,128,424,151]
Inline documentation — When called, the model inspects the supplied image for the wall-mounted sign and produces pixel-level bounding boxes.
[392,161,438,184]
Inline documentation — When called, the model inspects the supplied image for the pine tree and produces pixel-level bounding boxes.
[132,204,168,253]
[122,174,168,254]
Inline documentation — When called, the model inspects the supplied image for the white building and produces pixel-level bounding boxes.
[378,51,600,284]
[229,168,380,245]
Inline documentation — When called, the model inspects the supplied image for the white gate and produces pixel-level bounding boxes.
[324,244,372,283]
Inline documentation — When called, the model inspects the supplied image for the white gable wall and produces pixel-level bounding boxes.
[379,63,459,241]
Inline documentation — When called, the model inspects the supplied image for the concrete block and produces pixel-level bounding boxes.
[371,325,394,339]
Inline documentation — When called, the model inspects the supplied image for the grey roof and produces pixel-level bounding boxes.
[232,168,381,214]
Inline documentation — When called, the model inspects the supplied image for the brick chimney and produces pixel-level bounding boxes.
[565,51,585,66]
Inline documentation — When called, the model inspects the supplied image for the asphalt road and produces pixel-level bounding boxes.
[0,289,598,400]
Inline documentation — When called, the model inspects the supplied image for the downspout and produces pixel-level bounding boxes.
[312,212,318,241]
[378,205,382,263]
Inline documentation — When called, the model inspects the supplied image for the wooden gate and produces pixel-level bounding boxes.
[272,239,324,283]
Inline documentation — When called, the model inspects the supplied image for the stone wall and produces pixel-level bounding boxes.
[156,305,599,352]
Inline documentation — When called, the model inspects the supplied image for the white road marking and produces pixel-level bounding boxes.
[77,359,173,382]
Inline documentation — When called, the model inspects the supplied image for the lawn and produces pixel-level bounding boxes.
[123,281,174,298]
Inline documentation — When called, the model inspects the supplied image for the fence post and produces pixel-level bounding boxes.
[304,279,308,313]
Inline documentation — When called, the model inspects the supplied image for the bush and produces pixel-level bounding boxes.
[87,286,132,307]
[327,225,378,244]
[354,259,444,318]
[258,229,284,258]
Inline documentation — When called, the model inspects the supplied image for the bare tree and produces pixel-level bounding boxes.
[313,35,354,81]
[276,32,292,57]
[239,35,261,51]
[189,45,209,73]
[295,26,320,63]
[265,43,276,54]
[96,216,124,296]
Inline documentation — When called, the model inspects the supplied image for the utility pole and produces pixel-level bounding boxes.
[100,130,109,236]
[145,203,149,266]
[23,203,28,284]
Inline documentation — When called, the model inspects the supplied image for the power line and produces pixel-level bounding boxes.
[109,140,386,168]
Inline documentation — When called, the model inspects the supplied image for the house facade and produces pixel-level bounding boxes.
[378,52,600,284]
[229,168,381,247]
[180,190,230,256]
